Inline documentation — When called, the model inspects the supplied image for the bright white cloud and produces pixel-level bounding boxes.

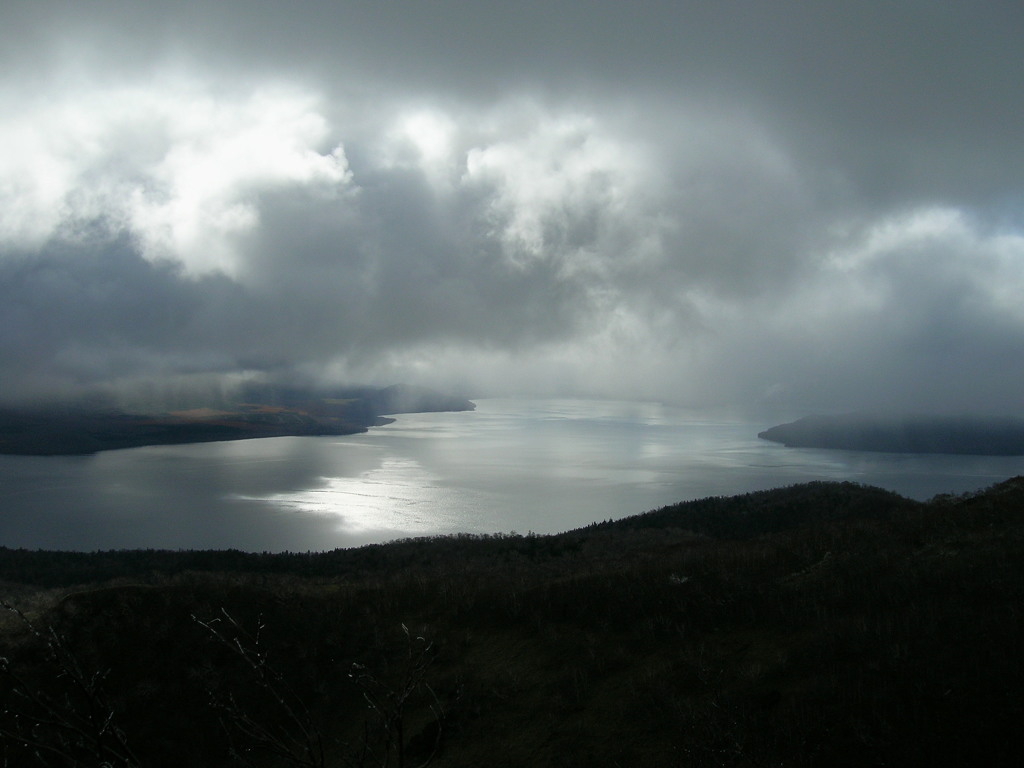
[379,109,460,187]
[463,113,658,275]
[0,79,351,275]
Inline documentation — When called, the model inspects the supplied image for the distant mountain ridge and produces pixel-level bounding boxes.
[0,385,475,456]
[759,413,1024,455]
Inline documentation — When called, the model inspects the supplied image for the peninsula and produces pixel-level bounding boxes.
[759,413,1024,455]
[0,384,475,456]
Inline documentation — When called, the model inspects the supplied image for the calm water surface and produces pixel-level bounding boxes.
[1,399,1021,551]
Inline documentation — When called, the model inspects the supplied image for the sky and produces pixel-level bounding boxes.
[2,1,1024,415]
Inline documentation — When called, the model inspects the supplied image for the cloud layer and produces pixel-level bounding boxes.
[3,1,1024,414]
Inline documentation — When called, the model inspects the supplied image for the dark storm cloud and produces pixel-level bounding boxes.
[0,235,243,400]
[2,2,1024,413]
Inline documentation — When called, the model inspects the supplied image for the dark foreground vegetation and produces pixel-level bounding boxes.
[2,479,1024,766]
[759,413,1024,455]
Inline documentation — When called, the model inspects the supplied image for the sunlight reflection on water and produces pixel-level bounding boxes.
[232,458,492,535]
[1,398,1022,551]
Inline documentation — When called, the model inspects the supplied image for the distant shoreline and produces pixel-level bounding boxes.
[759,414,1024,456]
[0,413,373,456]
[0,384,474,456]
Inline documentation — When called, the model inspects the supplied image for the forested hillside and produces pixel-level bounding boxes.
[3,479,1024,766]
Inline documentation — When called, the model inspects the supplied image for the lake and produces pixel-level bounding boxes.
[1,398,1022,552]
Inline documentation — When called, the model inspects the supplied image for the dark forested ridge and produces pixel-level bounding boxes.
[0,384,475,455]
[3,478,1024,766]
[759,413,1024,455]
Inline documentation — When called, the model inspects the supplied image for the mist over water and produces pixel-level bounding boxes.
[2,399,1021,552]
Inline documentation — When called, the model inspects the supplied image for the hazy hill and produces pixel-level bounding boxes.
[0,385,475,456]
[2,478,1024,766]
[759,413,1024,455]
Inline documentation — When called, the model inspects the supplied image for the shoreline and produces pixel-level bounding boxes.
[0,385,473,456]
[759,413,1024,456]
